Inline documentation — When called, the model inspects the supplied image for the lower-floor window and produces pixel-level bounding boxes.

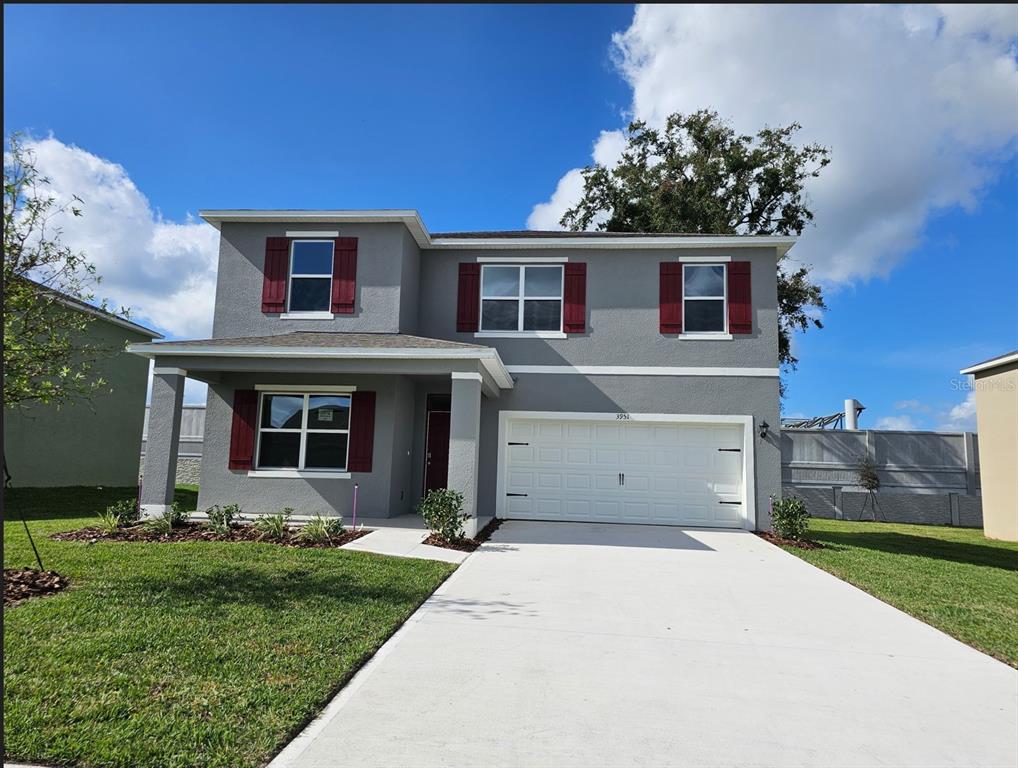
[257,392,351,470]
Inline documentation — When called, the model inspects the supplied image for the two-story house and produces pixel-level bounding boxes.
[133,210,790,535]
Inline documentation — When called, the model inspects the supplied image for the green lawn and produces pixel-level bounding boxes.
[4,485,456,768]
[776,518,1018,667]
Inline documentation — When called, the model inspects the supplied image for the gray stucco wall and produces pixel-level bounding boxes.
[416,246,780,368]
[211,222,419,338]
[188,223,784,528]
[197,372,417,519]
[4,318,152,487]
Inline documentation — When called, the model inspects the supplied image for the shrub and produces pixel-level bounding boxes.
[254,508,292,541]
[296,514,344,544]
[105,498,140,526]
[771,495,810,540]
[417,488,467,542]
[205,503,240,535]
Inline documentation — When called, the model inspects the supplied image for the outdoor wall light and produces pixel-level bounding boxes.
[758,420,770,439]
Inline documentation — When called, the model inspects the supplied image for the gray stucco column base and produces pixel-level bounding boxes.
[448,372,483,538]
[140,369,186,518]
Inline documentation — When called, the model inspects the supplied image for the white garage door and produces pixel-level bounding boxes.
[502,417,747,528]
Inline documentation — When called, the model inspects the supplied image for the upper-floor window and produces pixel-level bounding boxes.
[683,264,727,333]
[257,392,351,470]
[288,240,334,313]
[480,264,563,333]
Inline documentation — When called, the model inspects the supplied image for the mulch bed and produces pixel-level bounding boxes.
[52,522,371,549]
[755,531,824,550]
[5,568,70,607]
[423,517,504,552]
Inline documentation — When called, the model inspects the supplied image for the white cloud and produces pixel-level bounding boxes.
[529,5,1018,285]
[939,390,978,431]
[527,168,587,230]
[894,399,921,410]
[875,414,919,431]
[22,136,219,339]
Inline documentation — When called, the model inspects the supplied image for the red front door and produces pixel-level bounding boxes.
[424,410,451,492]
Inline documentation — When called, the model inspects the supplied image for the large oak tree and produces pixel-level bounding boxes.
[561,109,830,379]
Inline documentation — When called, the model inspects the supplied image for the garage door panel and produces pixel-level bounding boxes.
[565,474,591,490]
[559,448,586,465]
[503,417,747,528]
[508,445,533,463]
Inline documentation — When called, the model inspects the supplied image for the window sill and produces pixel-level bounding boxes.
[474,331,568,339]
[248,469,351,479]
[280,311,335,320]
[678,333,733,340]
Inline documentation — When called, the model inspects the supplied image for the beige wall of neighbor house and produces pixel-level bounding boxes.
[4,310,160,488]
[962,353,1018,542]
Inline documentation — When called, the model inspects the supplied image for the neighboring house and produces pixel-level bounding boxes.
[4,291,162,487]
[960,350,1018,541]
[132,211,789,535]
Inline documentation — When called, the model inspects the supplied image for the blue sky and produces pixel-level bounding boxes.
[4,4,1017,428]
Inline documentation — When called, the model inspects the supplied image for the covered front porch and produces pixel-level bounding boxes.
[129,332,513,537]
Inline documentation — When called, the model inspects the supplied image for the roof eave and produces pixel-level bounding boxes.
[199,209,431,248]
[197,210,795,254]
[960,351,1018,376]
[428,235,797,253]
[127,341,514,390]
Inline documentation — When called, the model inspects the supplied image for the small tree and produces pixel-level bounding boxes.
[3,133,126,414]
[3,134,125,569]
[561,110,830,384]
[856,455,884,522]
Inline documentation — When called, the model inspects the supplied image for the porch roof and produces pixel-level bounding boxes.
[128,332,513,389]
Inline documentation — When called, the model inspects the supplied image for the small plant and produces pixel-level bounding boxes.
[167,501,189,528]
[96,509,121,535]
[105,498,140,527]
[296,514,344,544]
[417,488,468,542]
[142,514,173,536]
[770,495,810,540]
[253,508,292,541]
[205,503,240,535]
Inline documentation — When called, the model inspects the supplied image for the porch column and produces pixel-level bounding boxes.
[141,367,186,518]
[448,372,482,537]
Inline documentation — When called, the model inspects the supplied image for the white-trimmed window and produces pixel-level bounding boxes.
[683,264,727,333]
[480,264,563,333]
[288,240,334,313]
[256,393,350,470]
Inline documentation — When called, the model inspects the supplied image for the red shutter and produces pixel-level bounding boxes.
[660,262,683,334]
[347,391,376,472]
[563,262,587,333]
[262,237,290,313]
[456,263,481,332]
[331,237,358,314]
[728,261,752,334]
[228,390,258,470]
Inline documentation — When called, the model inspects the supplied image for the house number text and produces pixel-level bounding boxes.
[616,413,632,420]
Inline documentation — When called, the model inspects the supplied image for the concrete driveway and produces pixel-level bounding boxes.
[272,521,1018,768]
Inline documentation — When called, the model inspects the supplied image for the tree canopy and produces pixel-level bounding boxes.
[3,133,123,410]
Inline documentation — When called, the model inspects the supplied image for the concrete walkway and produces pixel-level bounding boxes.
[341,523,469,564]
[272,521,1018,768]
